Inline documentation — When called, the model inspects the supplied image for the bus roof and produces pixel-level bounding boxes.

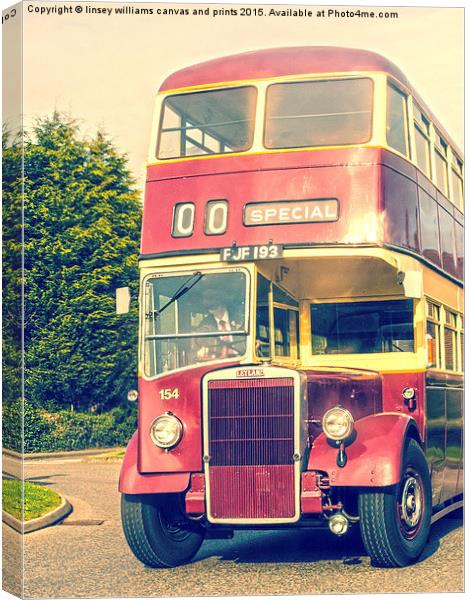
[159,46,412,91]
[159,46,462,158]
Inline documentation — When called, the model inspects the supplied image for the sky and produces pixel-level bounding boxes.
[2,1,465,192]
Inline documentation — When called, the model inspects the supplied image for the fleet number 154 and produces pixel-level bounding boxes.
[159,388,180,400]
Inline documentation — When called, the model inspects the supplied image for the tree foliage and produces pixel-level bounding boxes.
[2,127,23,410]
[5,113,141,413]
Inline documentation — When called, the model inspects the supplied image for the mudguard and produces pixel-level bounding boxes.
[119,432,190,495]
[308,413,421,487]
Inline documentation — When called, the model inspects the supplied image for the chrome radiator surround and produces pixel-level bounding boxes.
[202,366,305,525]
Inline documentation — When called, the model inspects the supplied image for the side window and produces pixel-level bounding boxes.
[386,83,409,157]
[438,206,457,275]
[310,300,414,355]
[443,310,458,371]
[413,103,431,177]
[426,300,463,372]
[459,315,464,372]
[434,133,449,196]
[450,151,464,210]
[255,276,300,361]
[255,275,271,358]
[426,301,440,368]
[273,284,299,359]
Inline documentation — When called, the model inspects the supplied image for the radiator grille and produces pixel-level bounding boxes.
[207,377,295,520]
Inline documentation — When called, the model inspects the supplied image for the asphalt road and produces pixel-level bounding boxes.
[3,455,464,598]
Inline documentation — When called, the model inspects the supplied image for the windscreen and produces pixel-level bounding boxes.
[311,299,414,355]
[158,87,257,159]
[265,78,373,149]
[144,271,248,376]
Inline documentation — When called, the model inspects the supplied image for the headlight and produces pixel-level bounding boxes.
[150,413,183,449]
[322,407,354,441]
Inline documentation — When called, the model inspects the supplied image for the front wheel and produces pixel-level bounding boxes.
[121,493,205,568]
[358,439,432,567]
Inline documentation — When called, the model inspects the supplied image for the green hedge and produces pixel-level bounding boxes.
[2,400,136,453]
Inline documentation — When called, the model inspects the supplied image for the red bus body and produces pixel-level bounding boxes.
[120,47,463,569]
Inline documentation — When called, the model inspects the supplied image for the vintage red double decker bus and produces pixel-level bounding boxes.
[118,47,464,568]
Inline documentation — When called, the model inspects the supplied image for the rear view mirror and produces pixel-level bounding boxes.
[116,287,131,314]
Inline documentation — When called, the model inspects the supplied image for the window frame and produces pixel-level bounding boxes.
[450,151,464,211]
[309,297,416,357]
[255,274,300,364]
[458,314,464,372]
[425,297,463,373]
[156,85,258,160]
[433,131,449,197]
[384,76,463,211]
[443,308,458,371]
[386,81,411,158]
[426,300,441,369]
[412,102,432,178]
[263,76,375,151]
[272,291,300,361]
[140,266,252,380]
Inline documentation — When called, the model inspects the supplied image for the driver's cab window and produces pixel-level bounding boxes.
[256,274,299,361]
[255,275,271,357]
[273,284,299,359]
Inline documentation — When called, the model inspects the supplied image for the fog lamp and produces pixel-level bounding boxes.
[329,513,349,536]
[150,413,183,449]
[322,407,354,441]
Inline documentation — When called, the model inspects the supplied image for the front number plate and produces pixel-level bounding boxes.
[220,244,283,262]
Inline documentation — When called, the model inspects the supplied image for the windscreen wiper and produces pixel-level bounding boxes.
[154,271,204,316]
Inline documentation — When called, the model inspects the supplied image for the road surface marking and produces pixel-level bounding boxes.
[23,459,83,465]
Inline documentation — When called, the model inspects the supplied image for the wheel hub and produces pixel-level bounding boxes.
[401,476,422,528]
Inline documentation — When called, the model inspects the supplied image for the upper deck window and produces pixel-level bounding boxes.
[434,132,449,196]
[450,151,464,210]
[264,78,373,150]
[413,104,431,177]
[157,86,257,159]
[386,83,409,157]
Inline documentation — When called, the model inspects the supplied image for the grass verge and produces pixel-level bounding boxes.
[2,479,62,521]
[84,448,125,462]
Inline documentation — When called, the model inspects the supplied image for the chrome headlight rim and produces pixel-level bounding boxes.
[150,413,183,449]
[322,406,354,442]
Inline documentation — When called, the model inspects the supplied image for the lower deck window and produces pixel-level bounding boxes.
[311,299,414,355]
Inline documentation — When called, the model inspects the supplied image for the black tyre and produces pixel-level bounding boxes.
[358,439,431,567]
[121,493,205,568]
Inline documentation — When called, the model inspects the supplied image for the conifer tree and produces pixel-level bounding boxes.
[12,113,141,412]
